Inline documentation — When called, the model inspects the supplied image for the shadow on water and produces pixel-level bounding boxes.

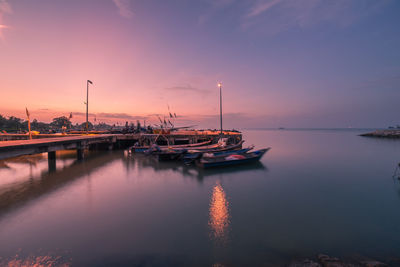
[122,153,268,182]
[0,151,121,218]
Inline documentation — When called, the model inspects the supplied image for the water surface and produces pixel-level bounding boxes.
[0,129,400,266]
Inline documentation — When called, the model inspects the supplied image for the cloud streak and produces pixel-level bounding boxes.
[165,84,210,94]
[241,0,390,33]
[72,112,148,121]
[0,0,12,39]
[112,0,133,18]
[246,0,282,18]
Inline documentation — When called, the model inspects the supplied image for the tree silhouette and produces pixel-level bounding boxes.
[50,116,72,129]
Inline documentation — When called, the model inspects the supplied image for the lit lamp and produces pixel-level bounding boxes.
[218,83,223,135]
[86,80,93,134]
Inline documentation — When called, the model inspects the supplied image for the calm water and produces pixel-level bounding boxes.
[1,129,400,266]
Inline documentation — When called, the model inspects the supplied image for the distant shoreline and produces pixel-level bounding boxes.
[243,127,383,131]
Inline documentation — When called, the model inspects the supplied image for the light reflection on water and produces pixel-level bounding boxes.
[209,181,230,245]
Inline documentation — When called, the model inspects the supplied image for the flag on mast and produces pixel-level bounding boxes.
[25,107,31,140]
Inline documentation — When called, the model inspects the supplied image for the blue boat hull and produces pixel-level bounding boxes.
[198,148,270,169]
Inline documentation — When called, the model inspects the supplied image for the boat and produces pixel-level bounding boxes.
[129,139,212,153]
[182,146,254,165]
[150,141,245,161]
[197,148,270,168]
[204,145,253,157]
[186,140,244,153]
[145,139,243,154]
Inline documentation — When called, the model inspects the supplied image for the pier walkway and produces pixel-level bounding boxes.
[0,134,117,160]
[0,131,242,162]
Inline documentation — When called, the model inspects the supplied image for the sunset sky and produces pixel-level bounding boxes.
[0,0,399,128]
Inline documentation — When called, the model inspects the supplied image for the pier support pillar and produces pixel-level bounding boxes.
[77,149,84,160]
[48,151,56,160]
[48,151,56,172]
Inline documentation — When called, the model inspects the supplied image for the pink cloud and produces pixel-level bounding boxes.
[0,0,12,39]
[112,0,133,18]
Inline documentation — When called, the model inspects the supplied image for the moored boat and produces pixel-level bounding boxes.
[183,146,254,164]
[129,140,211,153]
[186,140,244,153]
[197,148,270,168]
[150,141,245,161]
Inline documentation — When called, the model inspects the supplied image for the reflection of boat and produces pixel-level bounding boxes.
[198,161,267,178]
[197,148,270,169]
[129,140,212,153]
[123,152,268,181]
[151,149,188,161]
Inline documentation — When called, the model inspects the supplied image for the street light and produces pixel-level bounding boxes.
[86,80,93,134]
[218,82,223,135]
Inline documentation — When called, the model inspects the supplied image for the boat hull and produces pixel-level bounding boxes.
[129,140,211,153]
[198,148,270,169]
[183,146,253,164]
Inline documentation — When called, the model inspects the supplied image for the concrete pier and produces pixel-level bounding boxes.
[48,151,56,172]
[0,135,117,160]
[0,131,242,161]
[76,149,84,160]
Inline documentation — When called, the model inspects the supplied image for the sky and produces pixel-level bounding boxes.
[0,0,399,129]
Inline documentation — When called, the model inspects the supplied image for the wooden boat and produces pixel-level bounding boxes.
[150,142,243,160]
[186,140,244,153]
[146,139,244,154]
[151,141,245,161]
[129,140,211,153]
[204,145,253,157]
[197,148,270,168]
[183,146,253,164]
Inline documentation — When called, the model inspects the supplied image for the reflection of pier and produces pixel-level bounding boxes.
[0,152,120,217]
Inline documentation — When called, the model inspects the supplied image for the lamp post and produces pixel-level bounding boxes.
[86,80,93,134]
[218,82,223,135]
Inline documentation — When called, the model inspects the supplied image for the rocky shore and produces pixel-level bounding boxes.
[360,130,400,138]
